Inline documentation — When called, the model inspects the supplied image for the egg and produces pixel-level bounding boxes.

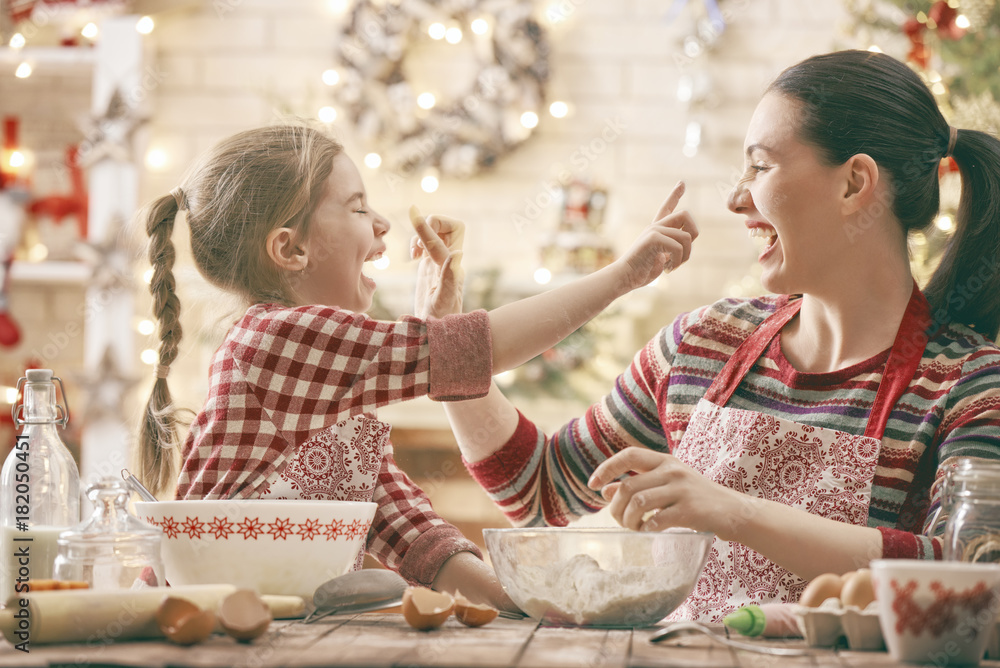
[156,596,216,645]
[840,568,876,609]
[799,572,844,608]
[401,587,454,630]
[452,591,498,628]
[218,589,272,642]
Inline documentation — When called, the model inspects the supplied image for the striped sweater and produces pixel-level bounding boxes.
[467,296,1000,559]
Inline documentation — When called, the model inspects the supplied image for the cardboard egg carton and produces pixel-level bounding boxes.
[793,598,884,651]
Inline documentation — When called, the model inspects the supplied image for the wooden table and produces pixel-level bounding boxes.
[2,612,999,668]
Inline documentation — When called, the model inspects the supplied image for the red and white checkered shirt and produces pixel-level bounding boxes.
[175,303,493,585]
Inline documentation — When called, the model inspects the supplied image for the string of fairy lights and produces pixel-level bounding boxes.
[0,0,581,389]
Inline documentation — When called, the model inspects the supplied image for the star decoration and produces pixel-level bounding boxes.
[73,346,140,425]
[76,88,147,168]
[74,213,135,291]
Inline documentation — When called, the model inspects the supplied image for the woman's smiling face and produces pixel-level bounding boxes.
[727,93,850,296]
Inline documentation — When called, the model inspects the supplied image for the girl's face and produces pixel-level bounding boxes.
[726,93,848,296]
[295,153,390,311]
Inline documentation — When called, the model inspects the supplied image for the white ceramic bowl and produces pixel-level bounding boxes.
[871,559,1000,666]
[483,527,713,627]
[135,500,376,601]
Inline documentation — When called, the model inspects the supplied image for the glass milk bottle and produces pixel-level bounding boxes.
[0,369,80,604]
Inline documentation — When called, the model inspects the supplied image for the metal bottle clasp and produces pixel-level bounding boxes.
[11,375,70,428]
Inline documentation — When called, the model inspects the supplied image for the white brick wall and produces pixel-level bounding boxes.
[125,0,848,428]
[2,0,849,443]
[137,1,846,328]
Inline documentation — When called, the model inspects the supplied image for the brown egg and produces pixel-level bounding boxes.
[401,587,454,630]
[218,589,272,642]
[799,573,844,608]
[156,596,216,645]
[841,569,876,609]
[452,591,498,628]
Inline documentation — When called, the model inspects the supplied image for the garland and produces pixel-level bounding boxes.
[330,0,549,180]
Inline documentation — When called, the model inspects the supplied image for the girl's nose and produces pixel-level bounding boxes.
[373,211,390,235]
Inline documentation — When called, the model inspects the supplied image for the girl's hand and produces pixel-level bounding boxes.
[409,206,466,319]
[432,550,522,615]
[613,181,698,292]
[587,446,738,539]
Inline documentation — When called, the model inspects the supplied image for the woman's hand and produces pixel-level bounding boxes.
[587,446,739,538]
[410,206,466,319]
[612,181,698,292]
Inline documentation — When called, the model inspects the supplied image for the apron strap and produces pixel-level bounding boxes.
[863,282,931,438]
[703,283,931,440]
[703,296,801,407]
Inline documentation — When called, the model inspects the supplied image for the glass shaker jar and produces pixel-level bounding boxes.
[934,458,1000,562]
[0,369,80,604]
[53,478,164,590]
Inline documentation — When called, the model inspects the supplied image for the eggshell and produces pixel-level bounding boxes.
[156,597,216,645]
[799,573,844,608]
[401,587,454,631]
[452,591,498,628]
[218,589,272,642]
[840,569,875,609]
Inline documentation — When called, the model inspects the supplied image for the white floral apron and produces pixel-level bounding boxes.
[669,284,930,622]
[259,414,391,570]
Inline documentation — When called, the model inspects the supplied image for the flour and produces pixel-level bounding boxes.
[509,553,692,627]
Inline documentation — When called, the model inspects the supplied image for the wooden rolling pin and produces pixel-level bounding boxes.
[0,585,305,645]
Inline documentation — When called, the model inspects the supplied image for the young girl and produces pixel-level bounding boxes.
[136,123,697,609]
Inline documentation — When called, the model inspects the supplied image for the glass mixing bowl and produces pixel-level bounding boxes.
[484,527,713,627]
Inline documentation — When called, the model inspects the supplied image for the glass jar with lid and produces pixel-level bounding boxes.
[53,478,164,589]
[930,457,1000,562]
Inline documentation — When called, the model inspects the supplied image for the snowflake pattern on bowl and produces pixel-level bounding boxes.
[144,514,371,542]
[889,578,995,637]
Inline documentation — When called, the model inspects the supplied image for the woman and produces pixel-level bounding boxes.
[442,50,1000,621]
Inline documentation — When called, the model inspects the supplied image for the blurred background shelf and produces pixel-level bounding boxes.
[9,260,90,284]
[0,46,96,66]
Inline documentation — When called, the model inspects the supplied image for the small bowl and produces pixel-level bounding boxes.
[483,527,713,627]
[871,559,1000,666]
[135,500,376,602]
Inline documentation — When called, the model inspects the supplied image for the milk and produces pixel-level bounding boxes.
[0,525,67,606]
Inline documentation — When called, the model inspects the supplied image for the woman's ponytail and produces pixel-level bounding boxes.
[137,191,184,495]
[924,129,1000,340]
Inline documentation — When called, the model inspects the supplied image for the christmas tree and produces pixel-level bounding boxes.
[844,0,1000,283]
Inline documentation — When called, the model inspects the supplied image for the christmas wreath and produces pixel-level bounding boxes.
[330,0,549,180]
